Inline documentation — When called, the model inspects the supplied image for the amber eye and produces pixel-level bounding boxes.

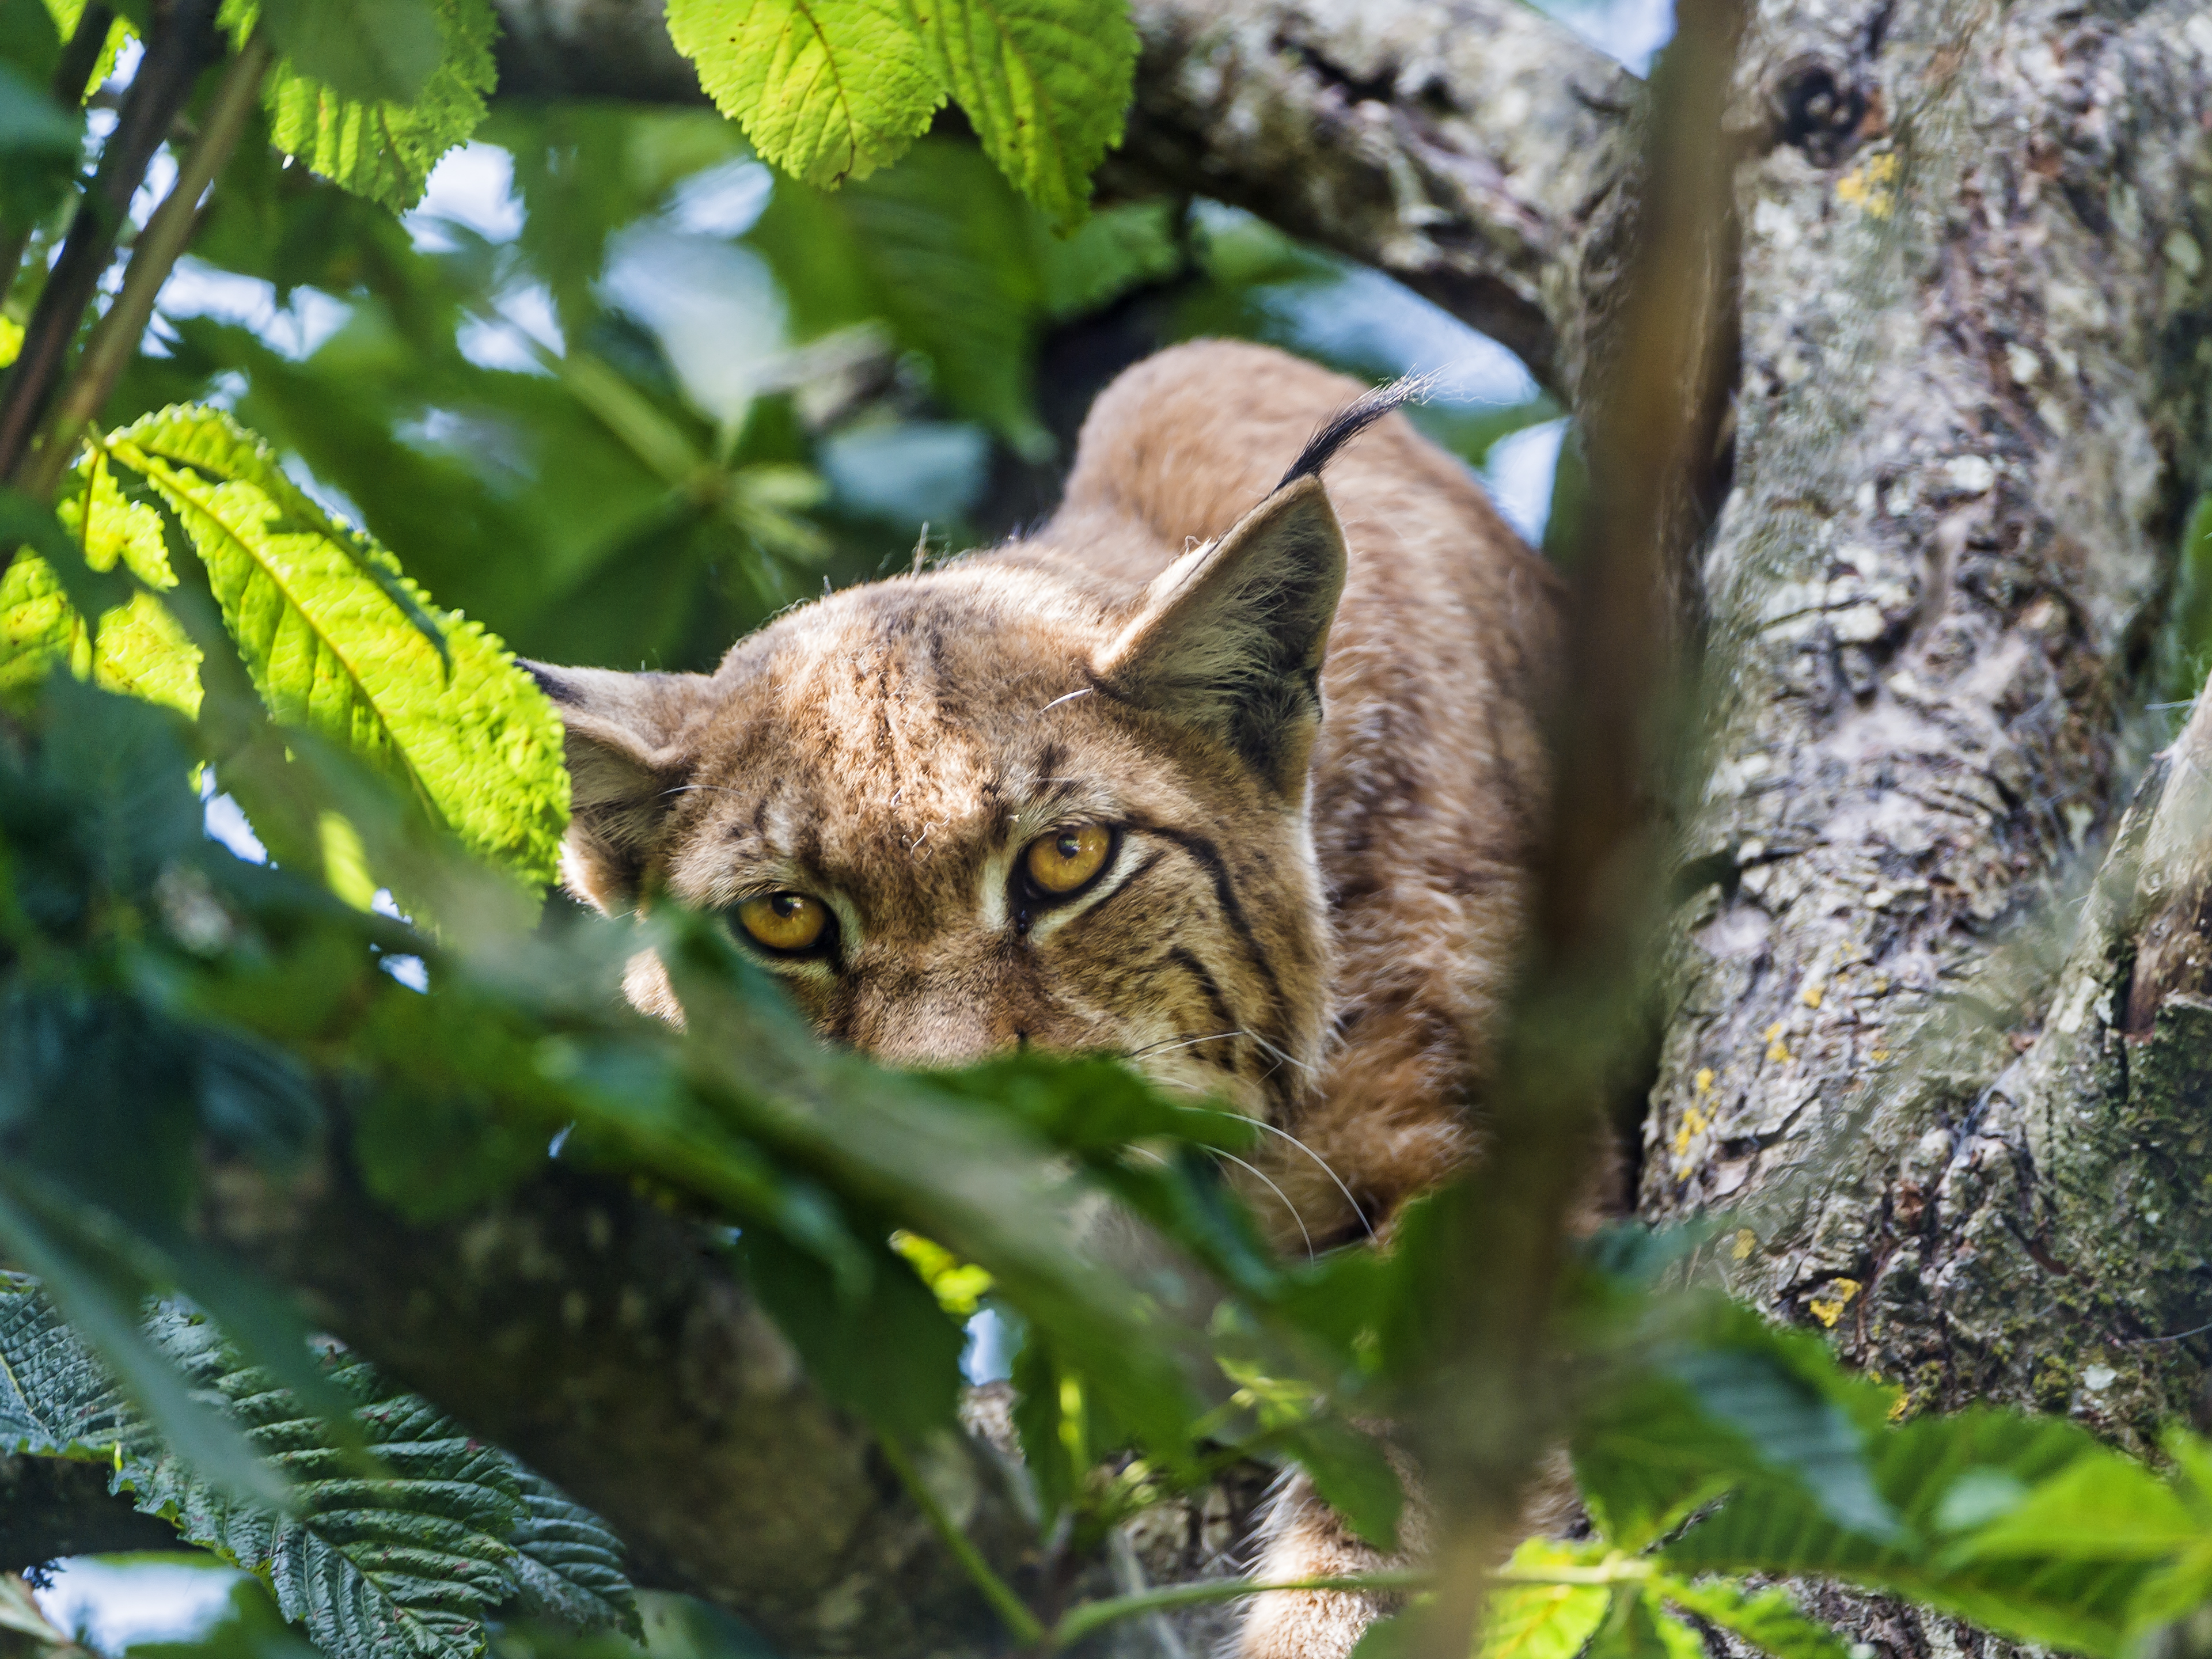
[1024,823,1113,897]
[734,892,830,955]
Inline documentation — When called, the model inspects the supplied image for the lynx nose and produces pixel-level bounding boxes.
[838,958,1033,1068]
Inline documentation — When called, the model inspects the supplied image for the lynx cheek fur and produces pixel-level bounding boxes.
[530,339,1561,1658]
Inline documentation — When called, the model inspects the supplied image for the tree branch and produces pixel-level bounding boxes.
[0,1454,178,1569]
[484,0,1644,401]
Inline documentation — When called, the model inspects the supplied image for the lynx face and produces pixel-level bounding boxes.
[530,477,1349,1125]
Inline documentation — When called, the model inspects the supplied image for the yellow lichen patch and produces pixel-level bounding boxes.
[1695,1067,1716,1094]
[1837,151,1900,217]
[1731,1228,1757,1262]
[1801,980,1825,1008]
[1888,1392,1914,1423]
[1764,1020,1793,1064]
[1672,1100,1715,1172]
[1809,1277,1862,1327]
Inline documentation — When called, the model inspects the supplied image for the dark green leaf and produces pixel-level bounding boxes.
[260,0,444,105]
[739,1225,965,1442]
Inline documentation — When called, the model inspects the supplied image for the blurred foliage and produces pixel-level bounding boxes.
[2163,493,2212,711]
[7,9,2210,1659]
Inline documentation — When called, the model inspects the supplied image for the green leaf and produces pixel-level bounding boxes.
[1275,1417,1402,1553]
[95,407,570,889]
[259,0,444,105]
[503,1464,640,1636]
[1584,1587,1703,1659]
[0,0,79,227]
[1942,1454,2194,1562]
[0,0,60,79]
[1660,1341,1899,1542]
[223,0,496,211]
[1039,198,1180,318]
[1481,1542,1612,1659]
[740,1225,965,1441]
[0,1280,639,1659]
[0,1245,286,1506]
[1659,1410,2152,1658]
[1572,1295,1899,1552]
[665,0,942,188]
[912,0,1135,230]
[0,57,75,151]
[1653,1576,1851,1659]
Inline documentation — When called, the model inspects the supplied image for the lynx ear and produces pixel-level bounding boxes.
[522,662,714,912]
[1094,476,1348,795]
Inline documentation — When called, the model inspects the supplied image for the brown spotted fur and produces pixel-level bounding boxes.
[530,339,1562,1658]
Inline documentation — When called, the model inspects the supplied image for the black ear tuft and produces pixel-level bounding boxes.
[1276,371,1438,491]
[1094,476,1348,796]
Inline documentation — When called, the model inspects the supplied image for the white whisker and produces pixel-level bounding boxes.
[1125,1030,1242,1060]
[1243,1030,1314,1077]
[1041,688,1094,712]
[1208,1148,1315,1260]
[1193,1109,1375,1243]
[1132,1144,1313,1259]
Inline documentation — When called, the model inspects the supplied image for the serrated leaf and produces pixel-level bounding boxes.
[0,1280,638,1659]
[0,471,203,716]
[1653,1576,1851,1659]
[503,1466,643,1637]
[95,407,570,889]
[0,1202,287,1507]
[912,0,1134,230]
[665,0,942,188]
[222,0,495,211]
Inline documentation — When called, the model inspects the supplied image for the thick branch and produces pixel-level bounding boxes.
[193,1148,1030,1658]
[0,1453,177,1569]
[485,0,1642,400]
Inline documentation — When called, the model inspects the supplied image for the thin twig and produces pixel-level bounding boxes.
[875,1430,1048,1648]
[0,4,117,305]
[20,31,272,501]
[0,0,222,494]
[1409,0,1747,1650]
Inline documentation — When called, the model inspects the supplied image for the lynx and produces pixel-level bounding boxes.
[529,339,1562,1657]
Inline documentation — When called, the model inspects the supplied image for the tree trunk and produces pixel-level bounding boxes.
[1639,0,2212,1440]
[15,3,2195,1656]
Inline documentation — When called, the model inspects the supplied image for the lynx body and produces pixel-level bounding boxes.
[534,339,1561,1656]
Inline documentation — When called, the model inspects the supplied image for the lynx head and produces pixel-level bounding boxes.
[529,465,1356,1123]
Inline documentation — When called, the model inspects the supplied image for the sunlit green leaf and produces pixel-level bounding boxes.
[222,0,496,211]
[665,0,942,188]
[913,0,1135,230]
[1481,1542,1611,1659]
[94,406,569,887]
[1653,1575,1851,1659]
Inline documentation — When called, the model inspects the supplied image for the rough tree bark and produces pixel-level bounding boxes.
[14,2,2210,1657]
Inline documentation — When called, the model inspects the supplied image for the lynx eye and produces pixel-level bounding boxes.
[733,892,830,955]
[1024,823,1113,898]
